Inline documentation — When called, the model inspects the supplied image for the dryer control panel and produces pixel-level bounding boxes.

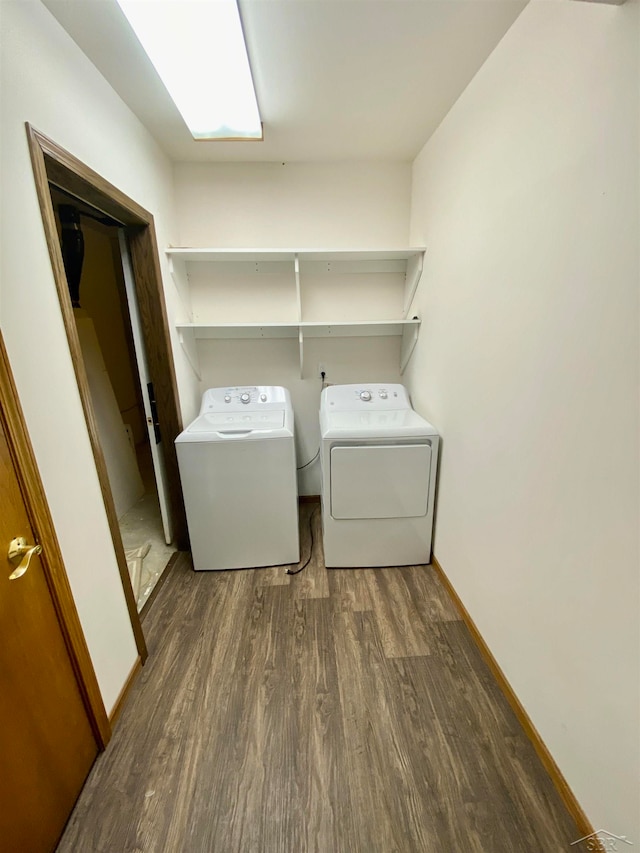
[321,383,410,412]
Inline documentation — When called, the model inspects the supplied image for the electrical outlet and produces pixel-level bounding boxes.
[318,362,326,378]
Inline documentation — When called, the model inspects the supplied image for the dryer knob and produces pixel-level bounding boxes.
[379,391,387,399]
[224,395,231,403]
[360,390,372,402]
[240,392,250,404]
[260,393,267,402]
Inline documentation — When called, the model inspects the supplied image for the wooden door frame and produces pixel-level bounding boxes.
[26,124,188,663]
[0,332,111,748]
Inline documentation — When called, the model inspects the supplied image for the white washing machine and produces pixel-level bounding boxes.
[175,386,300,570]
[320,383,439,568]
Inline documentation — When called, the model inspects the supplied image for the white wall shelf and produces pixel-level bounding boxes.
[168,247,425,378]
[167,247,425,264]
[176,319,420,339]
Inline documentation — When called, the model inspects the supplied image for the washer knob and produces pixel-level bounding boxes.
[260,393,267,402]
[240,392,250,404]
[379,391,387,399]
[224,395,231,403]
[360,390,372,402]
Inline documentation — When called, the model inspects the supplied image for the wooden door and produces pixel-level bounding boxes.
[0,415,99,851]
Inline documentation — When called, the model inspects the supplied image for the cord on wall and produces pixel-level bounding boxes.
[297,449,319,470]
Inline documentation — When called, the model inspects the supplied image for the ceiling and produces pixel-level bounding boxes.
[41,0,528,164]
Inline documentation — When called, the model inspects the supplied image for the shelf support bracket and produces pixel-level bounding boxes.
[298,327,305,379]
[294,254,302,322]
[295,254,304,377]
[400,319,420,374]
[403,252,424,318]
[177,327,201,380]
[167,255,193,322]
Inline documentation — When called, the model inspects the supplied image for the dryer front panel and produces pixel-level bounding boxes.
[330,444,431,520]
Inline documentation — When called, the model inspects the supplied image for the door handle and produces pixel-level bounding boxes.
[7,536,43,580]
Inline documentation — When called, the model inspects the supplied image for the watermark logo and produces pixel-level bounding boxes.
[571,829,633,851]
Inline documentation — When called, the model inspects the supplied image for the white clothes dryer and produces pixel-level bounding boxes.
[175,386,300,570]
[320,383,439,568]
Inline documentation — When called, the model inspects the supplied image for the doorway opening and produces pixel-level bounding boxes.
[27,124,188,661]
[51,189,176,611]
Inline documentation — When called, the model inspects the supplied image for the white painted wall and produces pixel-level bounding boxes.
[0,1,199,712]
[174,161,411,249]
[173,162,413,491]
[407,0,639,839]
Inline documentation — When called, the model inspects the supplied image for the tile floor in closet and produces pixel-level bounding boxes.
[119,442,176,611]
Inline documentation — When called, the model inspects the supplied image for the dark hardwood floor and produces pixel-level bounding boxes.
[58,504,580,852]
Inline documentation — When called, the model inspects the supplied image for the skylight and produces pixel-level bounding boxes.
[115,0,262,141]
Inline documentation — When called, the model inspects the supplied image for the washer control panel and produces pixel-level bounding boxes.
[199,386,290,414]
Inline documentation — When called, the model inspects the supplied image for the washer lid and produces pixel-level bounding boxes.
[321,408,438,440]
[191,412,284,431]
[176,410,293,443]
